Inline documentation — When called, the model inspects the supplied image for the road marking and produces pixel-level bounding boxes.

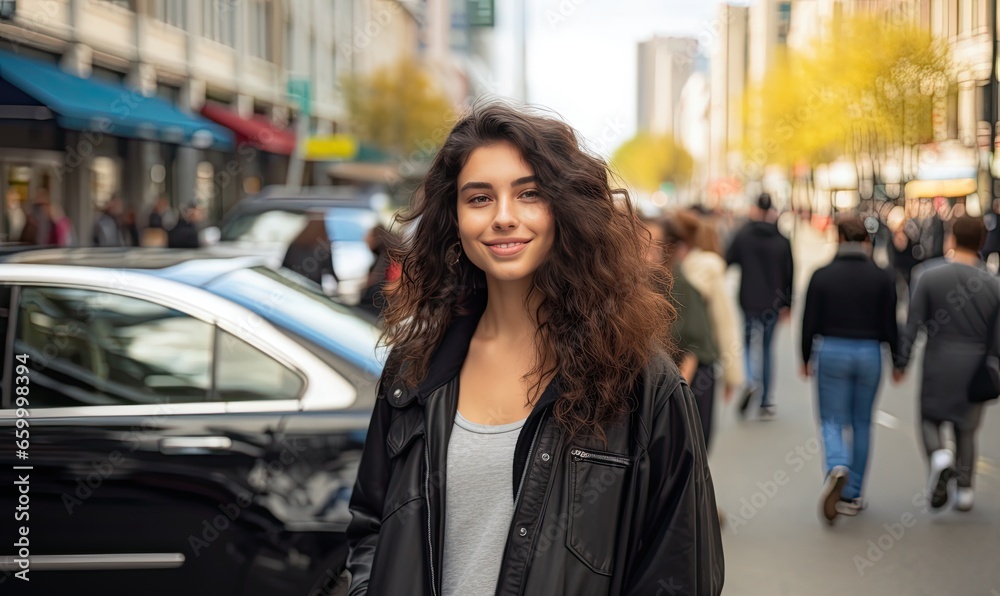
[977,456,998,479]
[875,410,901,429]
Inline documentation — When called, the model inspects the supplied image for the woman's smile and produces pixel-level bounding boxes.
[485,239,531,257]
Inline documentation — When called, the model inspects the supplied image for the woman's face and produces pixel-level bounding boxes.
[456,141,555,284]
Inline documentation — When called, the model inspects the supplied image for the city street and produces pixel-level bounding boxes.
[712,224,1000,596]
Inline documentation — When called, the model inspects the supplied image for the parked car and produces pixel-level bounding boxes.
[0,248,385,595]
[213,186,390,305]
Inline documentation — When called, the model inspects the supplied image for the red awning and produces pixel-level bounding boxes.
[199,103,297,155]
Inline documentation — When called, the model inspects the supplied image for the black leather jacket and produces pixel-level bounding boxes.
[346,301,725,595]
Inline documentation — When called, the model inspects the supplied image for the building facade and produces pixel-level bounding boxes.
[0,0,463,245]
[637,36,699,136]
[708,3,749,186]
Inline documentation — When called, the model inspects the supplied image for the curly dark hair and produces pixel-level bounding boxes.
[381,102,675,440]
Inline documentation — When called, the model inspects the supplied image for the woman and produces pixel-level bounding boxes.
[896,215,1000,512]
[677,210,745,419]
[281,211,336,288]
[654,215,719,448]
[346,104,724,596]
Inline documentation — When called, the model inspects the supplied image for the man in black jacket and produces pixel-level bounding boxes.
[167,201,202,249]
[726,193,794,419]
[800,214,899,522]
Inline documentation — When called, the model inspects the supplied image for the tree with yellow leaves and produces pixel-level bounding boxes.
[742,15,949,173]
[342,58,456,158]
[611,133,694,192]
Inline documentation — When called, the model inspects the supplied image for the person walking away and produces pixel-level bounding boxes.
[680,210,745,408]
[660,216,720,450]
[726,193,794,419]
[281,212,336,290]
[359,224,395,318]
[92,194,124,247]
[167,202,203,249]
[895,215,1000,512]
[800,214,899,523]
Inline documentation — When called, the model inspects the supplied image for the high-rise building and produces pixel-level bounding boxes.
[709,3,750,184]
[637,36,699,135]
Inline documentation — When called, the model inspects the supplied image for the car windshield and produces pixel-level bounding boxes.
[220,210,309,246]
[221,208,378,246]
[325,209,379,242]
[204,265,386,378]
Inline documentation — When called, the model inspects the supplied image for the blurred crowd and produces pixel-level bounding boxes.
[639,194,999,524]
[4,188,206,250]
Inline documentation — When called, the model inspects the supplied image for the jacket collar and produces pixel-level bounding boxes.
[385,291,488,408]
[384,290,563,411]
[835,242,870,260]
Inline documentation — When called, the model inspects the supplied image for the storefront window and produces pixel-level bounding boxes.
[196,161,215,207]
[91,157,120,209]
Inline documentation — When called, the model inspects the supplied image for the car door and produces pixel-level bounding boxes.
[0,283,293,595]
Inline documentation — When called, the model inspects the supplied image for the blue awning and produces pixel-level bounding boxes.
[0,50,233,150]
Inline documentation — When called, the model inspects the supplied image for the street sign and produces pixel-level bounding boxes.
[286,78,311,119]
[305,135,359,161]
[467,0,494,27]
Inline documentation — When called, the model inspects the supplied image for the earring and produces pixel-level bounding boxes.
[447,241,462,266]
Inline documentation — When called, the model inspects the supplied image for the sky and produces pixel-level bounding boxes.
[488,0,721,158]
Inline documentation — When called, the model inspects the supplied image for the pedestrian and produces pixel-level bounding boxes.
[358,223,395,317]
[37,198,74,247]
[346,103,724,596]
[148,195,175,230]
[655,212,724,449]
[679,210,745,409]
[5,188,25,242]
[92,194,124,247]
[800,214,900,523]
[725,192,794,419]
[120,207,140,247]
[895,215,1000,513]
[282,212,336,289]
[19,188,54,245]
[167,201,202,249]
[637,215,702,384]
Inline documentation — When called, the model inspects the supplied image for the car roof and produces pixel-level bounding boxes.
[1,247,272,287]
[230,185,384,213]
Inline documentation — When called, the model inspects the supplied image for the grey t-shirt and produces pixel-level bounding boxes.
[441,411,526,596]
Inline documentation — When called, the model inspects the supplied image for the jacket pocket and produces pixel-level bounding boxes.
[382,413,425,520]
[566,447,630,576]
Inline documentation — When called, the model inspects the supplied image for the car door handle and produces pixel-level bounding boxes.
[0,553,185,571]
[159,437,233,455]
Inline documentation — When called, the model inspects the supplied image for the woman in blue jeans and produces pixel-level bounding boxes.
[800,215,900,524]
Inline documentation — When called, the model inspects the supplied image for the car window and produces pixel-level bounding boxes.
[220,210,309,246]
[216,328,304,401]
[15,287,213,407]
[325,209,379,242]
[205,266,384,379]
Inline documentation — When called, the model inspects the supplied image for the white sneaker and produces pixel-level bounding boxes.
[927,449,957,511]
[835,498,866,516]
[955,487,974,512]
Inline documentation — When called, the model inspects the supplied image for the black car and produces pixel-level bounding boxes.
[0,249,384,595]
